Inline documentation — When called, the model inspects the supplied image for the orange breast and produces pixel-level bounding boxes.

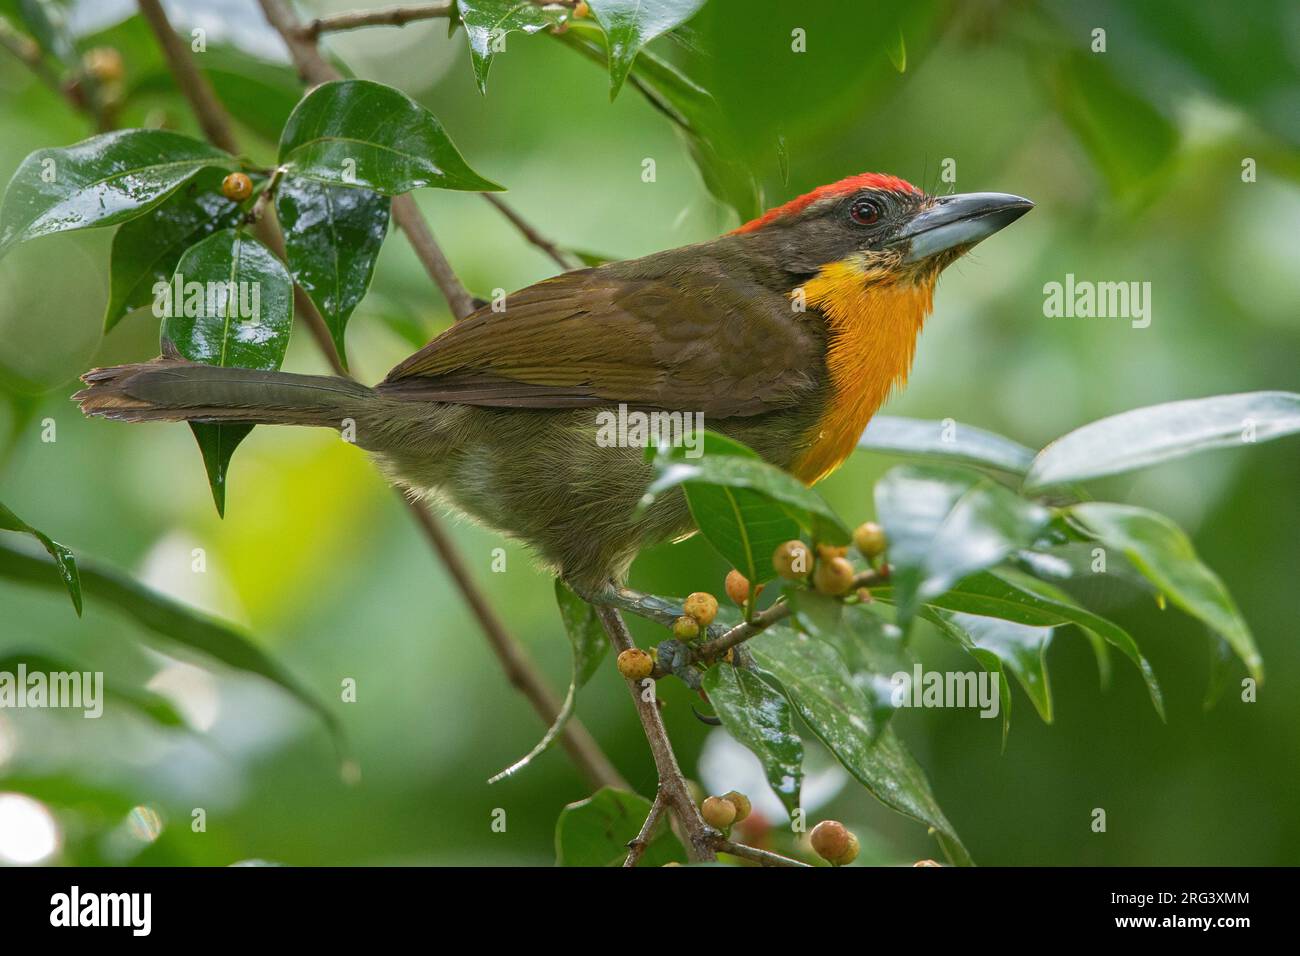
[791,258,935,484]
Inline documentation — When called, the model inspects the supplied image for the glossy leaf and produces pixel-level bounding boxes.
[644,431,850,551]
[0,536,343,750]
[1024,392,1300,492]
[457,0,571,93]
[276,176,390,369]
[278,79,502,194]
[944,611,1053,724]
[0,500,80,615]
[905,569,1165,720]
[586,0,707,99]
[489,581,608,782]
[918,607,1014,745]
[555,787,683,866]
[702,664,803,814]
[0,130,235,258]
[859,415,1034,475]
[750,628,971,866]
[161,229,293,516]
[104,169,243,331]
[1069,502,1263,681]
[874,464,1049,627]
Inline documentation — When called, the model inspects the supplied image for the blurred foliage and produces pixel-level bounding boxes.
[0,0,1296,866]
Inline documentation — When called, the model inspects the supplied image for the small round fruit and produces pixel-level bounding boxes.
[813,555,855,596]
[721,790,751,823]
[683,591,718,626]
[84,47,124,83]
[700,796,737,829]
[809,820,854,863]
[221,172,253,202]
[672,615,700,642]
[616,648,653,681]
[832,832,860,866]
[574,1,591,18]
[724,569,750,606]
[772,540,812,580]
[854,521,887,559]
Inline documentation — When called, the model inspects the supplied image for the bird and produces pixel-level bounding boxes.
[75,172,1031,621]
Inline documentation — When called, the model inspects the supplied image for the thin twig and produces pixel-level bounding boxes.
[714,837,811,868]
[596,605,717,863]
[299,2,455,39]
[695,568,887,660]
[481,193,579,271]
[622,791,667,867]
[139,0,625,792]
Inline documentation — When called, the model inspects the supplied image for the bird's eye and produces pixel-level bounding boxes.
[849,197,882,226]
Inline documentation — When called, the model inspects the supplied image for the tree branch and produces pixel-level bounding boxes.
[139,0,625,793]
[298,2,455,39]
[714,837,811,867]
[622,791,666,867]
[482,193,579,271]
[596,605,717,863]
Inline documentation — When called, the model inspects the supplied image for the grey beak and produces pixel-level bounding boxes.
[895,192,1033,264]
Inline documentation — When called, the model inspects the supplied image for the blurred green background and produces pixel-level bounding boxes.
[0,0,1296,865]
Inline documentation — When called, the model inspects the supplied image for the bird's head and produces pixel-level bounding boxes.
[731,172,1033,287]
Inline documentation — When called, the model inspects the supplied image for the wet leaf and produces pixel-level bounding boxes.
[702,664,803,814]
[555,787,683,866]
[276,176,390,369]
[0,130,235,258]
[859,415,1034,475]
[0,499,80,615]
[278,79,503,194]
[586,0,707,99]
[457,0,571,93]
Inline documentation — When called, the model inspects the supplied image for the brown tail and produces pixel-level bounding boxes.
[74,354,377,428]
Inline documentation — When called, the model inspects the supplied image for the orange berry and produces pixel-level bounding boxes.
[813,555,855,596]
[810,820,854,862]
[616,648,653,681]
[84,47,124,83]
[701,796,737,829]
[683,591,718,626]
[221,172,253,202]
[772,540,811,580]
[721,791,751,823]
[832,832,860,866]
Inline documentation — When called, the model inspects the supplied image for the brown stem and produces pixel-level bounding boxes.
[622,792,666,867]
[714,837,811,868]
[140,0,625,792]
[299,2,456,39]
[481,193,579,271]
[695,568,886,660]
[596,605,716,863]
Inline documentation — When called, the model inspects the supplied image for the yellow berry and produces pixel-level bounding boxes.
[724,569,750,606]
[616,648,653,681]
[772,540,811,580]
[701,796,737,829]
[813,555,855,596]
[574,0,591,17]
[221,172,253,202]
[832,832,860,866]
[721,790,751,823]
[816,543,849,560]
[809,820,854,862]
[84,47,124,83]
[683,591,718,626]
[854,521,887,559]
[672,615,700,641]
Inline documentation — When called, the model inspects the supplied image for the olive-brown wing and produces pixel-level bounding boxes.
[379,267,820,417]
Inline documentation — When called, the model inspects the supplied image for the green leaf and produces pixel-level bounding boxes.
[278,79,503,194]
[750,628,971,866]
[489,581,608,782]
[276,176,390,369]
[902,569,1165,720]
[1069,502,1263,681]
[944,611,1053,724]
[0,130,235,258]
[161,228,293,516]
[859,415,1034,475]
[1024,392,1300,492]
[874,464,1049,628]
[586,0,707,99]
[643,431,850,557]
[702,664,803,815]
[555,787,683,866]
[103,168,244,332]
[0,500,80,615]
[917,606,1015,745]
[0,536,344,751]
[457,0,571,93]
